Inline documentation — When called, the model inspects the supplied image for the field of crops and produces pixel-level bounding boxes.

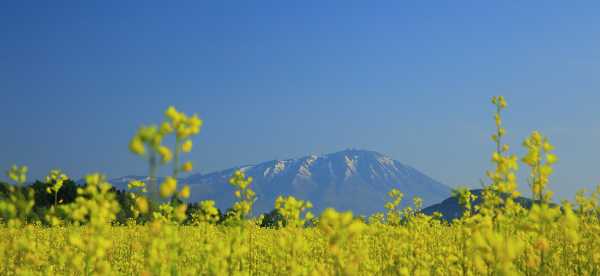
[2,97,600,275]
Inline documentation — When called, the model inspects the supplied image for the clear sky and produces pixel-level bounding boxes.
[2,1,600,200]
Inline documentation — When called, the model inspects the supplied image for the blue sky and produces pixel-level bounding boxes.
[2,1,600,200]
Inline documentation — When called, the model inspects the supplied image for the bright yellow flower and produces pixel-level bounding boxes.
[181,140,193,153]
[7,165,28,184]
[158,146,172,163]
[165,106,182,123]
[546,153,558,164]
[135,197,149,214]
[159,177,177,198]
[179,185,190,199]
[129,136,145,155]
[160,122,173,134]
[187,115,203,134]
[182,161,193,172]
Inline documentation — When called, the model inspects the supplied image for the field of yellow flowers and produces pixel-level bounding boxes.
[1,97,600,275]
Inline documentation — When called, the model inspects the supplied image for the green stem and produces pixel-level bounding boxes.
[173,137,181,179]
[149,153,158,204]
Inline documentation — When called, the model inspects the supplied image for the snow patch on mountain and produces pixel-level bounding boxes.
[344,155,357,179]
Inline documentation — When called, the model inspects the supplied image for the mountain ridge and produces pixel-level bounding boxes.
[104,149,452,215]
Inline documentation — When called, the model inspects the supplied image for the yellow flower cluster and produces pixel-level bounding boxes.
[452,186,477,215]
[129,106,202,202]
[45,169,69,206]
[228,170,256,220]
[59,174,121,274]
[522,131,557,203]
[318,208,367,274]
[274,195,314,227]
[7,165,28,185]
[469,226,525,275]
[164,106,203,139]
[488,96,520,198]
[159,177,177,198]
[125,106,201,225]
[153,177,189,224]
[190,200,220,224]
[1,165,34,223]
[319,208,366,245]
[384,188,404,225]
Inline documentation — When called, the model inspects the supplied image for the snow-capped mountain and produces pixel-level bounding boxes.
[102,149,451,215]
[184,149,451,215]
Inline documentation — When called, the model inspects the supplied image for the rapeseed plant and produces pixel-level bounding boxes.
[228,170,256,221]
[190,200,220,225]
[45,169,69,206]
[274,195,314,228]
[0,165,35,224]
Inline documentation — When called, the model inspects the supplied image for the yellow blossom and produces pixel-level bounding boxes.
[179,185,190,199]
[158,146,173,163]
[159,177,177,198]
[182,161,193,172]
[181,140,193,153]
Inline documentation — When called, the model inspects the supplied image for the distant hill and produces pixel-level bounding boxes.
[422,189,538,221]
[105,149,451,215]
